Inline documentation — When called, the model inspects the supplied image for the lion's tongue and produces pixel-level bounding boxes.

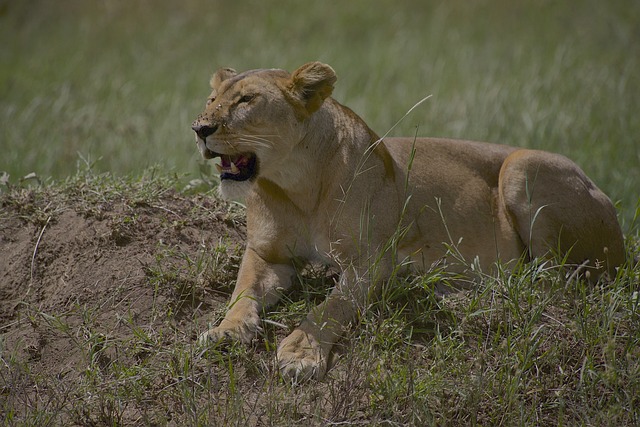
[217,154,246,175]
[221,155,248,167]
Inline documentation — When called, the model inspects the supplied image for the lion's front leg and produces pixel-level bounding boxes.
[277,263,387,382]
[199,247,295,346]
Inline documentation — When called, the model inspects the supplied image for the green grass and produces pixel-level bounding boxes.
[1,0,638,224]
[1,1,640,425]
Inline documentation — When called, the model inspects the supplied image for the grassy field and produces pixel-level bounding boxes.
[1,0,638,224]
[0,170,638,426]
[1,1,640,425]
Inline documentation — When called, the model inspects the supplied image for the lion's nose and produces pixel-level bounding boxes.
[192,124,218,140]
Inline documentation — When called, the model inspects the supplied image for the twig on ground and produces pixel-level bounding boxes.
[28,215,52,296]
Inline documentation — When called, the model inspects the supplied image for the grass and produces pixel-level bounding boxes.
[1,169,639,426]
[1,0,640,425]
[1,0,638,224]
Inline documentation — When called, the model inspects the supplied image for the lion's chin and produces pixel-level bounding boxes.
[218,180,252,202]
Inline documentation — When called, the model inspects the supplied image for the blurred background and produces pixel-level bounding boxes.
[1,0,638,225]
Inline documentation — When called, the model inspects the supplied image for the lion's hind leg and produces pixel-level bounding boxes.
[498,149,625,278]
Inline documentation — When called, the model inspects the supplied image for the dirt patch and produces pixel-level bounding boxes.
[0,182,245,401]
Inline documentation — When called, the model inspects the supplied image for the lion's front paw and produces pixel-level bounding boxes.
[277,328,329,382]
[198,318,260,347]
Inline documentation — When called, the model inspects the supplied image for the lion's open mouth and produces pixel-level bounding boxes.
[212,152,258,182]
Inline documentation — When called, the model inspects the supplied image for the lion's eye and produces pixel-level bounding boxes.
[206,97,215,106]
[239,94,255,104]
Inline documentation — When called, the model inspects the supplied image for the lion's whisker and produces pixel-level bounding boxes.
[240,134,277,144]
[235,136,270,144]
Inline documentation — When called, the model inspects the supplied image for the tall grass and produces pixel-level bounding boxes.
[1,0,638,224]
[2,3,639,424]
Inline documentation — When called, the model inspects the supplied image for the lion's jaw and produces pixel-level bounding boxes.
[193,135,258,200]
[217,178,253,201]
[196,131,307,201]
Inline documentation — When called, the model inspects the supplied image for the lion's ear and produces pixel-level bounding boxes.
[210,67,237,90]
[289,62,337,114]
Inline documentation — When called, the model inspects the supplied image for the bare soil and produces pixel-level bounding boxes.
[0,183,246,417]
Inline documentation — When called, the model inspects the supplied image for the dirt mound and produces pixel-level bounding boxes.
[0,178,247,420]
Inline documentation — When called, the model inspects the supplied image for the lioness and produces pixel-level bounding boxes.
[191,62,625,381]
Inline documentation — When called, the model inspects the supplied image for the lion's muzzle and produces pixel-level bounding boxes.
[192,124,218,140]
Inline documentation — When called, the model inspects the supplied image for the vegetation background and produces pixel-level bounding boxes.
[1,0,638,225]
[1,1,639,426]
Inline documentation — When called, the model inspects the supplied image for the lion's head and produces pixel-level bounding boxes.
[191,62,337,198]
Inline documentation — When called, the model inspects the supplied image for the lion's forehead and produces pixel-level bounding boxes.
[219,69,289,96]
[236,68,289,80]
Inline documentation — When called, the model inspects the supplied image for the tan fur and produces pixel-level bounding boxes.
[191,62,625,381]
